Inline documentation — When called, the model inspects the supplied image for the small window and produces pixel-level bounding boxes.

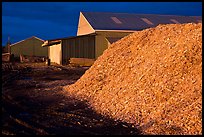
[141,18,154,25]
[111,17,122,24]
[170,19,180,24]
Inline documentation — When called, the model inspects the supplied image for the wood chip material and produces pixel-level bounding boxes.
[63,23,202,135]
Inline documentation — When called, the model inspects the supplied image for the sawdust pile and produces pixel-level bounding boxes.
[63,23,202,135]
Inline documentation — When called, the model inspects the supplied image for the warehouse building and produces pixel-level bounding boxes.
[42,12,202,65]
[10,36,48,58]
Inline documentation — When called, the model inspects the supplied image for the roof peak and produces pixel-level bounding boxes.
[10,36,44,46]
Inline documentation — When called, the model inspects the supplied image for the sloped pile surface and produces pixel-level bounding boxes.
[63,23,202,135]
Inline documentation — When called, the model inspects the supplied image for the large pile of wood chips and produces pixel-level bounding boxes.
[63,23,202,135]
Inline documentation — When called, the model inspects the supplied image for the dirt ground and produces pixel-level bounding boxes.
[2,62,141,135]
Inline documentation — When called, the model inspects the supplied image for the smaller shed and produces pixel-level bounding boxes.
[10,36,48,58]
[42,33,97,65]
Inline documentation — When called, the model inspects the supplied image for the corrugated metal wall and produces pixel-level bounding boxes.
[62,35,95,65]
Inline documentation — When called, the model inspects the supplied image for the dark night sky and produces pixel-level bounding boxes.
[2,2,202,46]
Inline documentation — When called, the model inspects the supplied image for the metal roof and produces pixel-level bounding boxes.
[42,33,96,47]
[81,12,202,31]
[47,33,96,41]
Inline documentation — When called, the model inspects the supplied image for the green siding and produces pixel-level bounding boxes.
[62,35,95,65]
[95,34,108,59]
[10,37,48,57]
[95,31,133,58]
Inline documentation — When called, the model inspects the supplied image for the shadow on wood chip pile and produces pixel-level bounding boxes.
[2,63,142,135]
